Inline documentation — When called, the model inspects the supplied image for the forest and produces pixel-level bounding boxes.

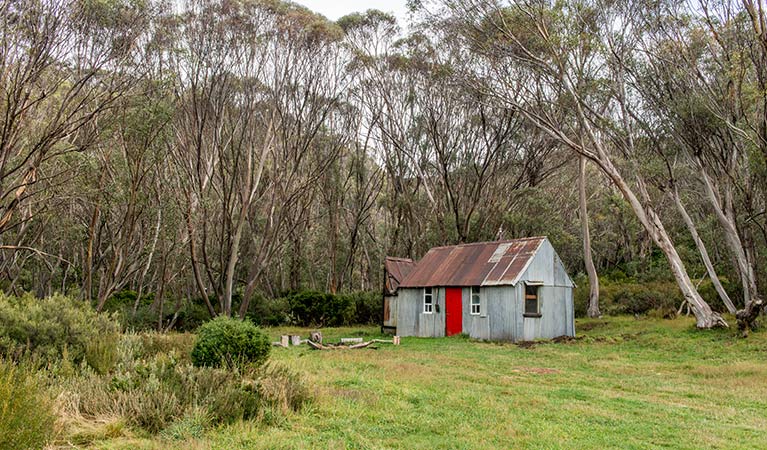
[0,0,765,333]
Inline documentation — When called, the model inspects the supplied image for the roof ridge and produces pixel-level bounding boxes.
[397,236,549,288]
[428,236,546,251]
[385,256,414,262]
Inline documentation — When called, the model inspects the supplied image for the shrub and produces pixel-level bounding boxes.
[574,278,687,317]
[339,291,380,325]
[160,408,210,441]
[191,317,270,369]
[0,360,56,450]
[59,333,308,436]
[245,293,290,326]
[84,332,120,375]
[0,293,120,368]
[138,332,195,364]
[101,289,153,315]
[286,289,354,327]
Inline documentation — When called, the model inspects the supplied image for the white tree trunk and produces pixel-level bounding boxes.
[601,159,724,328]
[672,186,737,314]
[579,156,600,318]
[698,163,759,306]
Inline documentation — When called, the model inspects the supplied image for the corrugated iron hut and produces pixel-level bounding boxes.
[383,237,575,341]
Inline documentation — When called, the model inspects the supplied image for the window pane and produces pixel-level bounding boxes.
[525,298,538,314]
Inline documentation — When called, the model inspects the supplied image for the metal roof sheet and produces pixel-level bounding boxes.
[384,256,416,294]
[397,237,545,288]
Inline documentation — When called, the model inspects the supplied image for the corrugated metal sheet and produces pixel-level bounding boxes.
[398,237,545,288]
[384,257,416,294]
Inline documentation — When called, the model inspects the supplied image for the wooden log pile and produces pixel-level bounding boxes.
[272,331,401,349]
[307,337,400,350]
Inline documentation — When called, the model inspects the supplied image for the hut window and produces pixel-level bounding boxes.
[524,284,540,316]
[423,287,433,313]
[470,287,481,315]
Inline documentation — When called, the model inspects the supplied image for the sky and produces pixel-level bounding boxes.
[294,0,410,23]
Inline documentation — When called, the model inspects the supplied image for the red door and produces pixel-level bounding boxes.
[445,287,462,336]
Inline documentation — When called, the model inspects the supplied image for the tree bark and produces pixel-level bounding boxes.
[579,156,600,318]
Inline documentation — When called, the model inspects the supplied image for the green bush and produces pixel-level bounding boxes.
[574,278,686,317]
[285,289,354,326]
[0,360,56,450]
[191,317,270,369]
[245,293,290,326]
[339,291,380,325]
[0,293,120,368]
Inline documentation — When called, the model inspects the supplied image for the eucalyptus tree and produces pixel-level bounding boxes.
[0,0,151,290]
[431,0,727,327]
[628,0,765,331]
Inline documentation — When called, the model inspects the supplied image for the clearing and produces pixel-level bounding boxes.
[104,316,767,449]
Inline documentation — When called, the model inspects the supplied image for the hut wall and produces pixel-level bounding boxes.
[382,294,398,329]
[517,240,575,341]
[461,286,517,341]
[396,287,445,337]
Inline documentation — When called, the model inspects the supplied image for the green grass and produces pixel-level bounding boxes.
[93,317,767,449]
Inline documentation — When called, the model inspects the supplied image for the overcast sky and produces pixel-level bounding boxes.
[295,0,410,23]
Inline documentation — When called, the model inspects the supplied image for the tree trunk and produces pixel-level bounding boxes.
[517,109,726,328]
[672,186,737,314]
[579,156,600,318]
[603,160,725,328]
[698,162,761,330]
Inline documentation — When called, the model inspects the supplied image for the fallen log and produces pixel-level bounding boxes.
[306,337,401,350]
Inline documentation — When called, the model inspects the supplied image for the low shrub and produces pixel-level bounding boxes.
[574,278,686,317]
[285,289,354,327]
[0,293,120,368]
[339,291,380,325]
[191,317,270,369]
[255,363,311,417]
[0,359,57,450]
[138,332,195,364]
[245,294,290,327]
[160,408,210,441]
[59,334,307,436]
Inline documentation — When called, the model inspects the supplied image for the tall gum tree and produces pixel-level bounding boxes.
[434,0,727,327]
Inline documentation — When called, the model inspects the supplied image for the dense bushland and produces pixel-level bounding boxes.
[574,276,739,318]
[101,288,382,332]
[0,293,119,367]
[0,294,309,447]
[1,0,762,331]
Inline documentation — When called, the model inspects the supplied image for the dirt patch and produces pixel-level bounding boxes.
[516,335,583,348]
[516,340,539,349]
[578,321,610,331]
[552,335,582,344]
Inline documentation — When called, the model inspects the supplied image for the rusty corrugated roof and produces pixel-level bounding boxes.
[397,237,545,288]
[384,256,416,294]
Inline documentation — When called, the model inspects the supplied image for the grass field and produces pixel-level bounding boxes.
[100,316,767,449]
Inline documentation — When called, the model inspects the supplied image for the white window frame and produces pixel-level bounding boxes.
[423,287,433,314]
[470,286,481,315]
